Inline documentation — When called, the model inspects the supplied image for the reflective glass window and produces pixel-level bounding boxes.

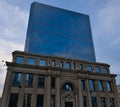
[89,79,95,91]
[12,72,21,86]
[16,56,24,64]
[91,97,97,107]
[50,95,55,107]
[25,73,33,87]
[63,83,73,91]
[80,64,83,70]
[101,97,106,107]
[81,80,85,90]
[87,65,92,71]
[83,96,87,107]
[8,93,18,107]
[103,68,109,74]
[109,98,115,107]
[59,61,63,68]
[72,63,75,69]
[39,59,46,66]
[106,81,112,92]
[28,58,35,65]
[51,60,55,67]
[95,67,100,73]
[66,62,70,69]
[36,94,44,107]
[51,77,55,88]
[98,80,103,91]
[23,94,31,107]
[38,74,45,87]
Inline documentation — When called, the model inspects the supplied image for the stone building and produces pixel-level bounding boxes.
[1,51,119,107]
[117,85,120,104]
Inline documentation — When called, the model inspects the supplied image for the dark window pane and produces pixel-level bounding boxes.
[91,97,97,107]
[63,83,73,91]
[106,81,112,92]
[109,98,115,107]
[98,80,103,91]
[60,61,63,68]
[12,72,21,86]
[39,59,46,66]
[89,79,95,91]
[95,67,100,73]
[28,58,35,65]
[38,74,45,87]
[50,95,55,107]
[23,94,32,107]
[83,96,87,107]
[80,64,83,70]
[16,56,24,64]
[36,94,44,107]
[8,93,18,107]
[51,60,55,67]
[87,65,92,71]
[26,73,33,87]
[81,80,85,90]
[101,97,106,107]
[51,77,55,88]
[66,62,70,69]
[103,68,108,74]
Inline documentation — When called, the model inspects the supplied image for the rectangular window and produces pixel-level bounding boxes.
[98,80,103,91]
[87,65,92,71]
[89,79,95,91]
[106,81,112,92]
[91,97,97,107]
[80,64,83,70]
[39,59,46,66]
[83,96,87,107]
[28,58,35,65]
[12,72,21,86]
[101,97,106,107]
[36,94,44,107]
[16,56,24,64]
[72,63,75,69]
[81,80,85,90]
[60,61,63,68]
[8,93,18,107]
[95,67,100,73]
[103,68,109,74]
[50,95,55,107]
[109,98,115,107]
[23,94,32,107]
[25,73,33,87]
[38,74,45,87]
[51,77,55,88]
[51,60,55,67]
[66,62,70,69]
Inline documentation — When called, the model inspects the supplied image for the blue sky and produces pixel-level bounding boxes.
[0,0,120,96]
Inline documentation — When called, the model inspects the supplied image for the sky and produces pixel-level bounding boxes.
[0,0,120,96]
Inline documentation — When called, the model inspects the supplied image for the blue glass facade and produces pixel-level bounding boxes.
[25,2,96,62]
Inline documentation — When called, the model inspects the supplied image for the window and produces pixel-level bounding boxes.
[101,97,106,107]
[16,56,24,64]
[38,74,45,87]
[51,60,55,67]
[106,81,112,92]
[98,80,103,91]
[72,63,75,69]
[87,65,92,71]
[25,73,33,87]
[51,77,55,88]
[50,95,55,107]
[81,80,85,90]
[66,62,70,69]
[63,83,73,91]
[39,59,46,66]
[23,94,31,107]
[83,96,87,107]
[28,58,35,65]
[103,68,109,74]
[36,94,44,107]
[80,64,83,70]
[109,98,115,107]
[91,97,97,107]
[95,67,100,73]
[8,93,18,107]
[59,61,63,68]
[89,79,95,91]
[12,72,21,86]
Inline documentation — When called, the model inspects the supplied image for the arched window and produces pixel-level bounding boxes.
[63,83,73,91]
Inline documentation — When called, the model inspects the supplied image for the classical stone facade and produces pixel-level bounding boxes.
[117,85,120,104]
[1,51,119,107]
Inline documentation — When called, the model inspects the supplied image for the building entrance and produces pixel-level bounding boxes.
[65,102,73,107]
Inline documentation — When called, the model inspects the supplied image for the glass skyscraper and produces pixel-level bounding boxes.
[25,2,96,62]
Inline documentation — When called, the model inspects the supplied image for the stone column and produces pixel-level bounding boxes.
[1,69,12,107]
[55,76,60,107]
[17,73,25,107]
[78,78,83,107]
[45,75,51,107]
[31,74,38,107]
[75,94,78,107]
